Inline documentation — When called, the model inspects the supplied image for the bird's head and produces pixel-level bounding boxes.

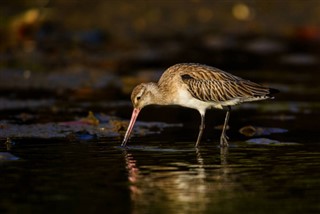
[131,83,158,110]
[121,82,158,147]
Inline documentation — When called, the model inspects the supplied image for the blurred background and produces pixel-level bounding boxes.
[1,0,319,94]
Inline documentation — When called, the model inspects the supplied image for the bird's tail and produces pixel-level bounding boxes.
[269,88,280,95]
[267,88,279,99]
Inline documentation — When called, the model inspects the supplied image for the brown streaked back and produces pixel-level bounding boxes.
[160,63,275,103]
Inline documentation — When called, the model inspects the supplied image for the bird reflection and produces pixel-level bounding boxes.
[123,150,141,200]
[123,146,233,213]
[220,146,229,165]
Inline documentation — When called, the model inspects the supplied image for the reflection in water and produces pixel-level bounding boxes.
[123,151,141,201]
[220,146,228,165]
[123,146,240,213]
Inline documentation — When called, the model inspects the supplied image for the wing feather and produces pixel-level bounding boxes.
[180,64,272,103]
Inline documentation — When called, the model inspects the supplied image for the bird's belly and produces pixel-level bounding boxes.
[174,88,223,112]
[218,98,241,106]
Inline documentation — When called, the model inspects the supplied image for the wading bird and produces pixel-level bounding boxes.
[121,63,278,147]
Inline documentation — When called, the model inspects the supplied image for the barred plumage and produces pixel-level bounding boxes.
[163,63,273,103]
[122,63,279,147]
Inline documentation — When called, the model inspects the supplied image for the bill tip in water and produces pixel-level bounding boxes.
[121,140,127,147]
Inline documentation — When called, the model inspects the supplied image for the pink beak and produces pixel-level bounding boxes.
[121,108,140,147]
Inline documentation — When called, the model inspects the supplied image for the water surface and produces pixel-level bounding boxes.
[1,140,320,214]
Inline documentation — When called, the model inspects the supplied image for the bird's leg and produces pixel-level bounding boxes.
[220,106,231,147]
[195,113,205,147]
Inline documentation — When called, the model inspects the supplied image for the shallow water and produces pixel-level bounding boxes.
[1,140,320,214]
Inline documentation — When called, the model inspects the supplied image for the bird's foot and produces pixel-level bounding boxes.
[220,134,229,147]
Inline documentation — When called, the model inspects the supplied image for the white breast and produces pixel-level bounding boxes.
[174,87,223,114]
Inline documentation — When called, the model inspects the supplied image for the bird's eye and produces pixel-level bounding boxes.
[137,96,141,100]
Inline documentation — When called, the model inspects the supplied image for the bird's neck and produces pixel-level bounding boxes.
[147,82,172,105]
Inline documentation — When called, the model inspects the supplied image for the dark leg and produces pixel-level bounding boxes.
[220,106,231,147]
[195,113,205,147]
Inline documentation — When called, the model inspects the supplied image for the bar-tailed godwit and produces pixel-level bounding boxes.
[121,63,278,147]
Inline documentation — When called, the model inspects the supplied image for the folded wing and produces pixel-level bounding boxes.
[181,68,274,103]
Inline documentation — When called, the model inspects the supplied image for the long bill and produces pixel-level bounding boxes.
[121,108,140,147]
